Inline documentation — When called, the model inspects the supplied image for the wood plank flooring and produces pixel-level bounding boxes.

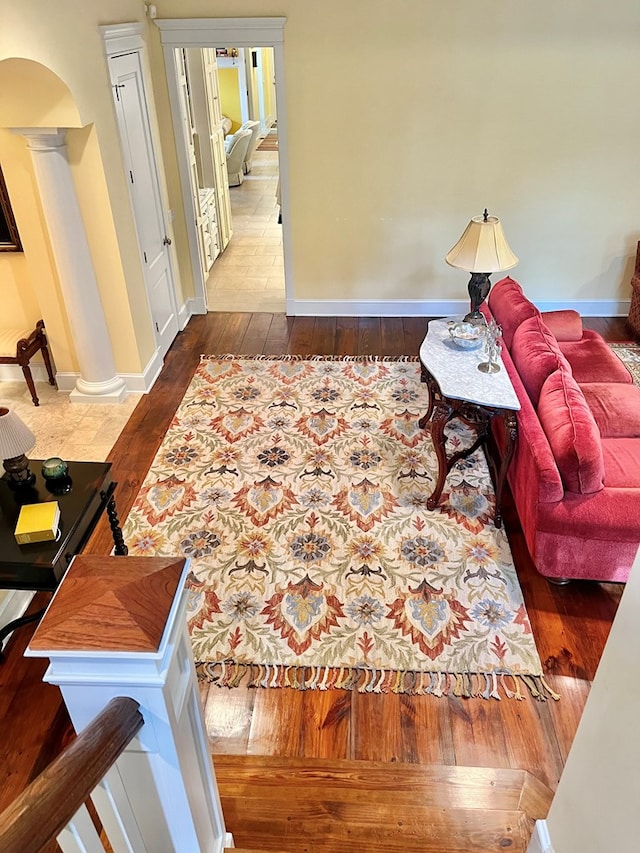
[0,313,635,825]
[216,755,552,853]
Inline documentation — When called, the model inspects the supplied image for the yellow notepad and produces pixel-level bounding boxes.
[14,501,60,545]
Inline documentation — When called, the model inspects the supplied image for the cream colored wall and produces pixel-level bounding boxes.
[1,0,638,339]
[0,0,158,375]
[150,0,639,306]
[0,130,76,369]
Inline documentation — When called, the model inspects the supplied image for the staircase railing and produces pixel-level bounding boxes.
[0,696,143,852]
[0,554,233,853]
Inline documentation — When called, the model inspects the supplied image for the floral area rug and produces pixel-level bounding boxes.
[124,356,554,700]
[610,343,640,386]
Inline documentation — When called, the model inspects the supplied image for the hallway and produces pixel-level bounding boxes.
[205,148,284,312]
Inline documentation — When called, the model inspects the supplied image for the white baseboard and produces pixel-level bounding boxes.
[55,347,165,397]
[535,298,630,316]
[119,347,165,393]
[179,297,207,329]
[0,590,36,649]
[527,820,555,853]
[287,297,631,318]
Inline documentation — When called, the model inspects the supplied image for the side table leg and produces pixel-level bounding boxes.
[426,401,453,510]
[418,372,439,430]
[102,491,129,555]
[493,411,518,529]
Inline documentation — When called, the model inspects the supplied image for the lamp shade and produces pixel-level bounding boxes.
[446,212,518,273]
[0,407,36,460]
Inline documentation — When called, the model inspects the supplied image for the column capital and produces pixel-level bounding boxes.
[12,127,68,150]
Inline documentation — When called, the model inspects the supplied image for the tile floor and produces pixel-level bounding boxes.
[0,380,141,465]
[0,149,283,464]
[206,149,285,313]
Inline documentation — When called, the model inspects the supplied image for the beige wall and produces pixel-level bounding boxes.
[1,0,639,370]
[0,0,157,375]
[151,0,639,307]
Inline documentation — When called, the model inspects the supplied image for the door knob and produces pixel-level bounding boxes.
[163,236,172,246]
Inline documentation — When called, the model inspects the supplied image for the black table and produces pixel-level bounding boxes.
[0,460,128,652]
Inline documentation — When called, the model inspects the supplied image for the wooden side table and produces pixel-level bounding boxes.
[0,460,128,653]
[418,319,521,528]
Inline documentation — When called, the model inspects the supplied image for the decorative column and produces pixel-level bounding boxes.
[14,128,127,404]
[26,555,232,852]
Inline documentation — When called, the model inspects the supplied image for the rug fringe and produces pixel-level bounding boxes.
[199,354,419,363]
[195,662,560,701]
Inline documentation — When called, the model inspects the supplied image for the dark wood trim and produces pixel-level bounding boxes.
[0,697,143,853]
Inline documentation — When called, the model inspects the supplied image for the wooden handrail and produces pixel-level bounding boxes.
[0,696,143,853]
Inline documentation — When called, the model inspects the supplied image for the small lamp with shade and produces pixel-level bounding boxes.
[0,406,37,488]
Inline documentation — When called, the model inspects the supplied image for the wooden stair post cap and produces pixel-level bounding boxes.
[28,555,187,654]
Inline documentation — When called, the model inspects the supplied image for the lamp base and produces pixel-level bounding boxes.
[464,271,492,324]
[463,309,487,326]
[3,455,36,489]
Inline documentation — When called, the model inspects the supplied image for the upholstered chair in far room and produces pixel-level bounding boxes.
[240,120,262,174]
[225,128,252,187]
[225,120,261,175]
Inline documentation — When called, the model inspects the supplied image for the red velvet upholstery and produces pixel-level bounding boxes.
[485,277,640,583]
[487,277,540,348]
[558,332,633,384]
[537,369,604,494]
[511,316,571,405]
[540,310,583,341]
[601,439,640,488]
[581,383,640,438]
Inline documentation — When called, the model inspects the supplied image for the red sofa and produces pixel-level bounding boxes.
[484,277,640,584]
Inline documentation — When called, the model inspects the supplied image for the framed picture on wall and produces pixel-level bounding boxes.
[0,165,22,252]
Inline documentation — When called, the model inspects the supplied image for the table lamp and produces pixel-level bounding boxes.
[446,209,518,323]
[0,406,37,488]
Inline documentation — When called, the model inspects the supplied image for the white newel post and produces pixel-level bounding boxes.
[25,555,233,853]
[14,127,127,404]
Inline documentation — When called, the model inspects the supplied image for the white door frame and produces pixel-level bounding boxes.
[155,17,290,315]
[101,23,181,351]
[252,49,269,134]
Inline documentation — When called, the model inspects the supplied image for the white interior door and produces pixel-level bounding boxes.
[108,50,179,359]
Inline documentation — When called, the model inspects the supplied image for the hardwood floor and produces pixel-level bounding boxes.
[0,313,635,821]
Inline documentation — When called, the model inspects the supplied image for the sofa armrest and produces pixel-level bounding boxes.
[541,310,583,341]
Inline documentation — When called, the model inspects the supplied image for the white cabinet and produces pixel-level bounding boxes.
[198,187,219,271]
[177,48,232,279]
[211,127,232,250]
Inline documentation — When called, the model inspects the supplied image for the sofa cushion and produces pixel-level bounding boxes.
[510,315,571,405]
[537,369,605,494]
[558,331,634,384]
[540,310,583,342]
[487,277,541,348]
[601,439,640,488]
[581,383,640,438]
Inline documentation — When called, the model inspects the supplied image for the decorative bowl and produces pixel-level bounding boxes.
[42,457,68,480]
[448,322,483,350]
